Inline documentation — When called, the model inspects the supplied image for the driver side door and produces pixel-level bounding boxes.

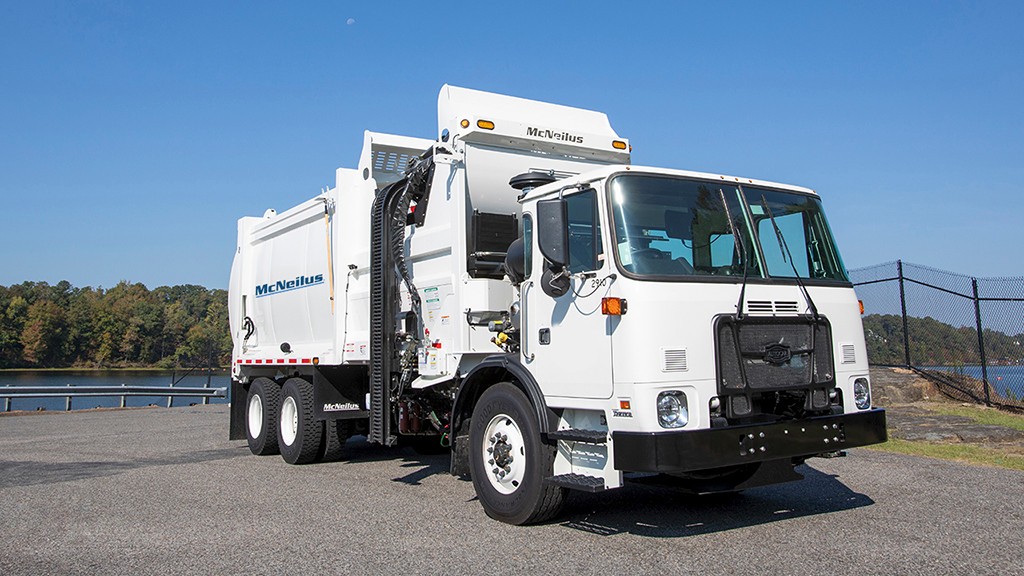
[523,189,614,400]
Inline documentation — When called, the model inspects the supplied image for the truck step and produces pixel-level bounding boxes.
[546,473,606,493]
[547,429,608,444]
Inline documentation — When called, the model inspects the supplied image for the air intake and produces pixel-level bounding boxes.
[841,343,856,364]
[745,300,800,315]
[774,301,800,314]
[509,171,557,194]
[662,348,688,372]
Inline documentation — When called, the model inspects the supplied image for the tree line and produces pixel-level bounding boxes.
[862,313,1024,366]
[0,281,231,369]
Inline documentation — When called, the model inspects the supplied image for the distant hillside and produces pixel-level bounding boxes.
[862,313,1024,366]
[0,281,229,369]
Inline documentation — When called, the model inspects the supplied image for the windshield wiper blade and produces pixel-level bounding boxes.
[760,194,820,321]
[719,188,749,320]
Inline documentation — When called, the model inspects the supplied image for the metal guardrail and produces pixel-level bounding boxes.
[1,384,227,412]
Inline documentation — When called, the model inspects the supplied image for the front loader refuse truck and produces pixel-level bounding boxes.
[228,85,887,525]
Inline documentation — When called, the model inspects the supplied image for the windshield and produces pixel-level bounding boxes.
[608,174,849,282]
[745,186,848,281]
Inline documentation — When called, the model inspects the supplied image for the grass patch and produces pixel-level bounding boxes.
[865,438,1024,472]
[923,403,1024,432]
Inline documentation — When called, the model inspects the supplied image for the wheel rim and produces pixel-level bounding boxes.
[247,394,263,439]
[482,413,526,495]
[281,396,298,446]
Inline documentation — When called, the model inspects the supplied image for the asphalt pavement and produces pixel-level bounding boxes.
[1,405,1022,575]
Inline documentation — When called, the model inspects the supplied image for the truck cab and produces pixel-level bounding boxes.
[499,166,885,498]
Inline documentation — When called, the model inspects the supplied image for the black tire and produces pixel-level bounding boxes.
[246,378,281,456]
[469,383,566,525]
[278,377,324,465]
[317,419,352,463]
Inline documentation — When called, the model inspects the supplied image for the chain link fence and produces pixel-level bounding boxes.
[850,260,1024,411]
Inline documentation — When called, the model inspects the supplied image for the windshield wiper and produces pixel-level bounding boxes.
[760,194,820,321]
[718,188,749,320]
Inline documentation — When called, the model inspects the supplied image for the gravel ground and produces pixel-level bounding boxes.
[1,405,1022,576]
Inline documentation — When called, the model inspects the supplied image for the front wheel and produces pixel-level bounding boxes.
[469,383,566,525]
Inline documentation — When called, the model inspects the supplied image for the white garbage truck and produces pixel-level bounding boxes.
[228,85,887,524]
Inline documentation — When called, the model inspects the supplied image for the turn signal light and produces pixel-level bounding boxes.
[601,297,628,316]
[612,140,627,150]
[477,119,495,130]
[859,300,864,315]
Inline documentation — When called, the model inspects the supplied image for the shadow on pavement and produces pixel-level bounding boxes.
[556,464,874,538]
[315,436,450,486]
[0,448,242,488]
[326,439,874,537]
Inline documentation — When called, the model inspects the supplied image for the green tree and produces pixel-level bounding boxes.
[20,300,68,366]
[175,300,231,367]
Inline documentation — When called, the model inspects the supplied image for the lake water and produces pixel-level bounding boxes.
[0,370,231,412]
[919,365,1024,399]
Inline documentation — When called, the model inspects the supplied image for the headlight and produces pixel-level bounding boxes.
[657,391,688,428]
[853,378,871,410]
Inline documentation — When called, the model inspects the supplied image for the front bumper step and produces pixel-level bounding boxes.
[547,429,608,444]
[546,473,606,492]
[612,408,887,474]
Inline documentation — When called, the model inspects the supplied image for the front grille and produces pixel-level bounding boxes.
[716,315,834,393]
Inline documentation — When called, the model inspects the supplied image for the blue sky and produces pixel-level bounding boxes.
[2,1,1022,289]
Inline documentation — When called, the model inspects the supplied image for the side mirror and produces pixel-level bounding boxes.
[536,198,568,269]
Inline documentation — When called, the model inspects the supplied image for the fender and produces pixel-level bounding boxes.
[452,354,558,441]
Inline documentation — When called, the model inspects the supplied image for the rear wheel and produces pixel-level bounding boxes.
[246,378,281,456]
[317,419,352,462]
[469,383,566,525]
[278,378,324,465]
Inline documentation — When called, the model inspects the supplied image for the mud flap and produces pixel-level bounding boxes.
[228,379,247,441]
[313,365,371,422]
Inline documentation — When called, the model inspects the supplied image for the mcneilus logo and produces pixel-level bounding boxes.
[255,274,324,298]
[526,126,584,144]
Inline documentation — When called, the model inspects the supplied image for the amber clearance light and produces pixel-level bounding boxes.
[601,297,628,316]
[612,140,627,150]
[477,119,495,130]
